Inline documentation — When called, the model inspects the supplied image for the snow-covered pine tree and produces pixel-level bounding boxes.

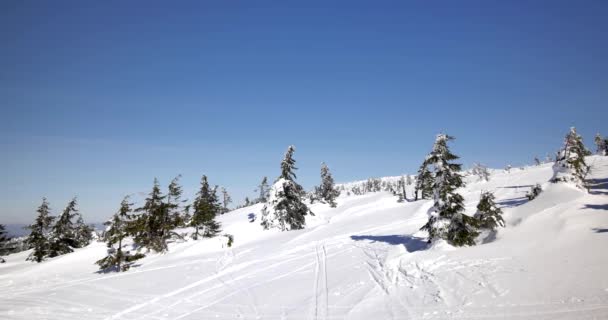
[595,133,607,156]
[414,160,433,201]
[244,197,251,207]
[534,157,541,166]
[190,175,222,240]
[25,198,55,262]
[318,162,340,207]
[471,163,490,182]
[474,192,504,231]
[552,127,590,190]
[0,224,8,263]
[221,187,232,214]
[261,146,312,231]
[96,197,145,272]
[73,213,94,248]
[420,134,479,246]
[48,197,80,257]
[132,178,169,252]
[255,177,270,203]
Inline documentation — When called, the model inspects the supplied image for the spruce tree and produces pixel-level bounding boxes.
[96,197,145,272]
[318,162,340,207]
[132,178,169,252]
[25,198,55,262]
[595,133,607,156]
[0,224,8,263]
[261,146,312,231]
[255,177,270,203]
[420,134,479,246]
[414,160,433,201]
[534,157,541,166]
[221,187,232,214]
[48,197,80,257]
[552,127,590,190]
[166,175,186,228]
[73,213,94,248]
[190,175,222,239]
[474,192,504,231]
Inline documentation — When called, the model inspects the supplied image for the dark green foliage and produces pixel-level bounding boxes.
[96,197,145,272]
[48,197,92,257]
[48,198,78,257]
[166,175,187,228]
[132,178,170,252]
[190,175,222,240]
[526,184,542,200]
[26,198,55,263]
[318,162,340,207]
[261,145,312,231]
[0,224,9,262]
[474,192,505,231]
[420,134,479,247]
[414,161,433,200]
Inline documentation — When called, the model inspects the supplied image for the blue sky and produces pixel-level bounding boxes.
[1,1,607,224]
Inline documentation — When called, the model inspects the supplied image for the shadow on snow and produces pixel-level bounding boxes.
[587,177,608,195]
[350,234,428,252]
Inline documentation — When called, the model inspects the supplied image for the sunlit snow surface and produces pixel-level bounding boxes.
[1,156,608,319]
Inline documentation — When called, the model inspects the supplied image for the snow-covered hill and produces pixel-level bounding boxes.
[1,157,608,319]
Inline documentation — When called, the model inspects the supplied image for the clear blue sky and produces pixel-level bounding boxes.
[1,1,607,224]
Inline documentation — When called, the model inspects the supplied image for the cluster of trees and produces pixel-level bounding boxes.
[0,224,8,263]
[97,175,225,271]
[595,133,608,156]
[24,198,94,262]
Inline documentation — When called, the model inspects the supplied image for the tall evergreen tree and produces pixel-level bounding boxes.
[474,192,504,231]
[96,197,145,272]
[414,160,433,201]
[255,177,270,203]
[25,198,55,262]
[420,134,479,246]
[261,146,312,231]
[552,127,590,190]
[48,197,80,257]
[190,175,222,239]
[132,178,169,252]
[166,175,187,229]
[221,187,232,214]
[73,213,94,248]
[318,162,340,207]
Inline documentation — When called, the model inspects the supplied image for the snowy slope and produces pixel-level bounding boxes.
[1,157,608,319]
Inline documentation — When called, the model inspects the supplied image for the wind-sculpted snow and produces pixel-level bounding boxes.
[1,157,608,319]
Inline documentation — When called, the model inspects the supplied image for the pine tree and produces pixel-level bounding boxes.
[318,162,340,207]
[474,192,504,231]
[190,175,222,240]
[595,133,608,156]
[132,178,169,252]
[96,197,145,272]
[414,160,433,201]
[25,198,55,262]
[244,197,251,207]
[0,224,8,263]
[261,146,312,231]
[48,197,80,257]
[73,213,94,248]
[166,175,186,228]
[221,187,232,214]
[552,127,590,190]
[255,177,270,203]
[534,157,541,166]
[420,134,478,246]
[471,163,490,182]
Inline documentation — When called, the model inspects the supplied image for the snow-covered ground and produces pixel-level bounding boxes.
[1,156,608,319]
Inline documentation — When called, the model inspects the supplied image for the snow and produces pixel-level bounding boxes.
[1,156,608,319]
